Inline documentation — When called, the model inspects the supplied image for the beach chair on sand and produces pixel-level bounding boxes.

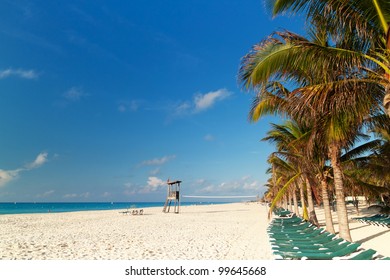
[274,242,362,260]
[139,209,144,215]
[119,208,131,215]
[353,214,390,226]
[342,249,379,260]
[271,238,345,251]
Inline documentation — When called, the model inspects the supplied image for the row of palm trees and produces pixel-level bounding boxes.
[239,0,390,241]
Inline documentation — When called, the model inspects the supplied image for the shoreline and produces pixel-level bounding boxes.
[0,201,231,216]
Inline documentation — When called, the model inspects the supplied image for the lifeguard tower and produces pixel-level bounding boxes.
[162,179,181,214]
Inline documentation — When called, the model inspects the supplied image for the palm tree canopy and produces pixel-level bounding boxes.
[268,0,390,47]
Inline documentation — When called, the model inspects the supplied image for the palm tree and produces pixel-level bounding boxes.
[239,27,384,241]
[263,121,322,225]
[341,120,390,208]
[267,0,390,115]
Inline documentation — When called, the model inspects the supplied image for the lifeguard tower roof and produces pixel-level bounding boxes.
[167,180,182,185]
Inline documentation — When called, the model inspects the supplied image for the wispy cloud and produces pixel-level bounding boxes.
[36,190,55,198]
[173,88,232,116]
[193,89,231,112]
[63,87,88,101]
[0,169,22,188]
[140,155,176,166]
[204,134,215,142]
[150,167,161,176]
[118,100,141,113]
[0,152,49,188]
[101,192,111,198]
[26,152,48,169]
[0,68,39,79]
[124,177,166,195]
[63,192,90,199]
[195,176,261,196]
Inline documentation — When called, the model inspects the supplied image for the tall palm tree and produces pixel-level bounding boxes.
[267,0,390,115]
[239,27,384,241]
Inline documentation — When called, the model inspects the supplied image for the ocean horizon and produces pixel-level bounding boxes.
[0,201,227,215]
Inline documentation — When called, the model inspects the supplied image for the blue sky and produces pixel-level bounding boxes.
[0,0,304,202]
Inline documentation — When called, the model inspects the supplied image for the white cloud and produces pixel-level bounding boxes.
[0,68,39,79]
[63,192,90,199]
[139,177,166,194]
[63,193,78,198]
[147,176,165,188]
[27,152,48,169]
[140,155,176,166]
[172,88,232,116]
[0,169,22,187]
[0,152,49,188]
[63,87,88,101]
[196,176,260,195]
[123,177,167,195]
[193,89,231,112]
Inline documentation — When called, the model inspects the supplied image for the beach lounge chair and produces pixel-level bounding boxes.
[119,208,131,215]
[343,249,379,260]
[271,238,345,251]
[139,209,144,215]
[353,214,390,227]
[272,240,355,255]
[274,243,362,260]
[132,210,138,215]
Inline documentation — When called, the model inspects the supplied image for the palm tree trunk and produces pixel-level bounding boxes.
[320,176,335,234]
[293,188,299,215]
[305,177,319,226]
[354,197,360,216]
[288,191,293,211]
[384,88,390,116]
[329,142,352,241]
[299,182,308,220]
[283,196,288,210]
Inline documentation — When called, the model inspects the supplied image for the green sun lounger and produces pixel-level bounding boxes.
[269,232,336,244]
[272,240,353,255]
[271,238,345,251]
[274,243,361,260]
[344,249,378,260]
[269,228,327,239]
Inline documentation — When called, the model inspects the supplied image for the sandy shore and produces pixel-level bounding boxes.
[0,203,273,260]
[1,201,389,260]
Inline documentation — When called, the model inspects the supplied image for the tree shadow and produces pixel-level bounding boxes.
[355,229,390,243]
[350,224,371,231]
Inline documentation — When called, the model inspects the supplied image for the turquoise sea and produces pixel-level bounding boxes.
[0,201,222,215]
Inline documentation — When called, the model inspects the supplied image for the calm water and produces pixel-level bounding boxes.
[0,201,222,215]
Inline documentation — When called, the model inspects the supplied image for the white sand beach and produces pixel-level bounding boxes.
[0,203,273,260]
[1,202,389,260]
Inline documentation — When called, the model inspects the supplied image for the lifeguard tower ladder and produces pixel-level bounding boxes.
[162,180,181,214]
